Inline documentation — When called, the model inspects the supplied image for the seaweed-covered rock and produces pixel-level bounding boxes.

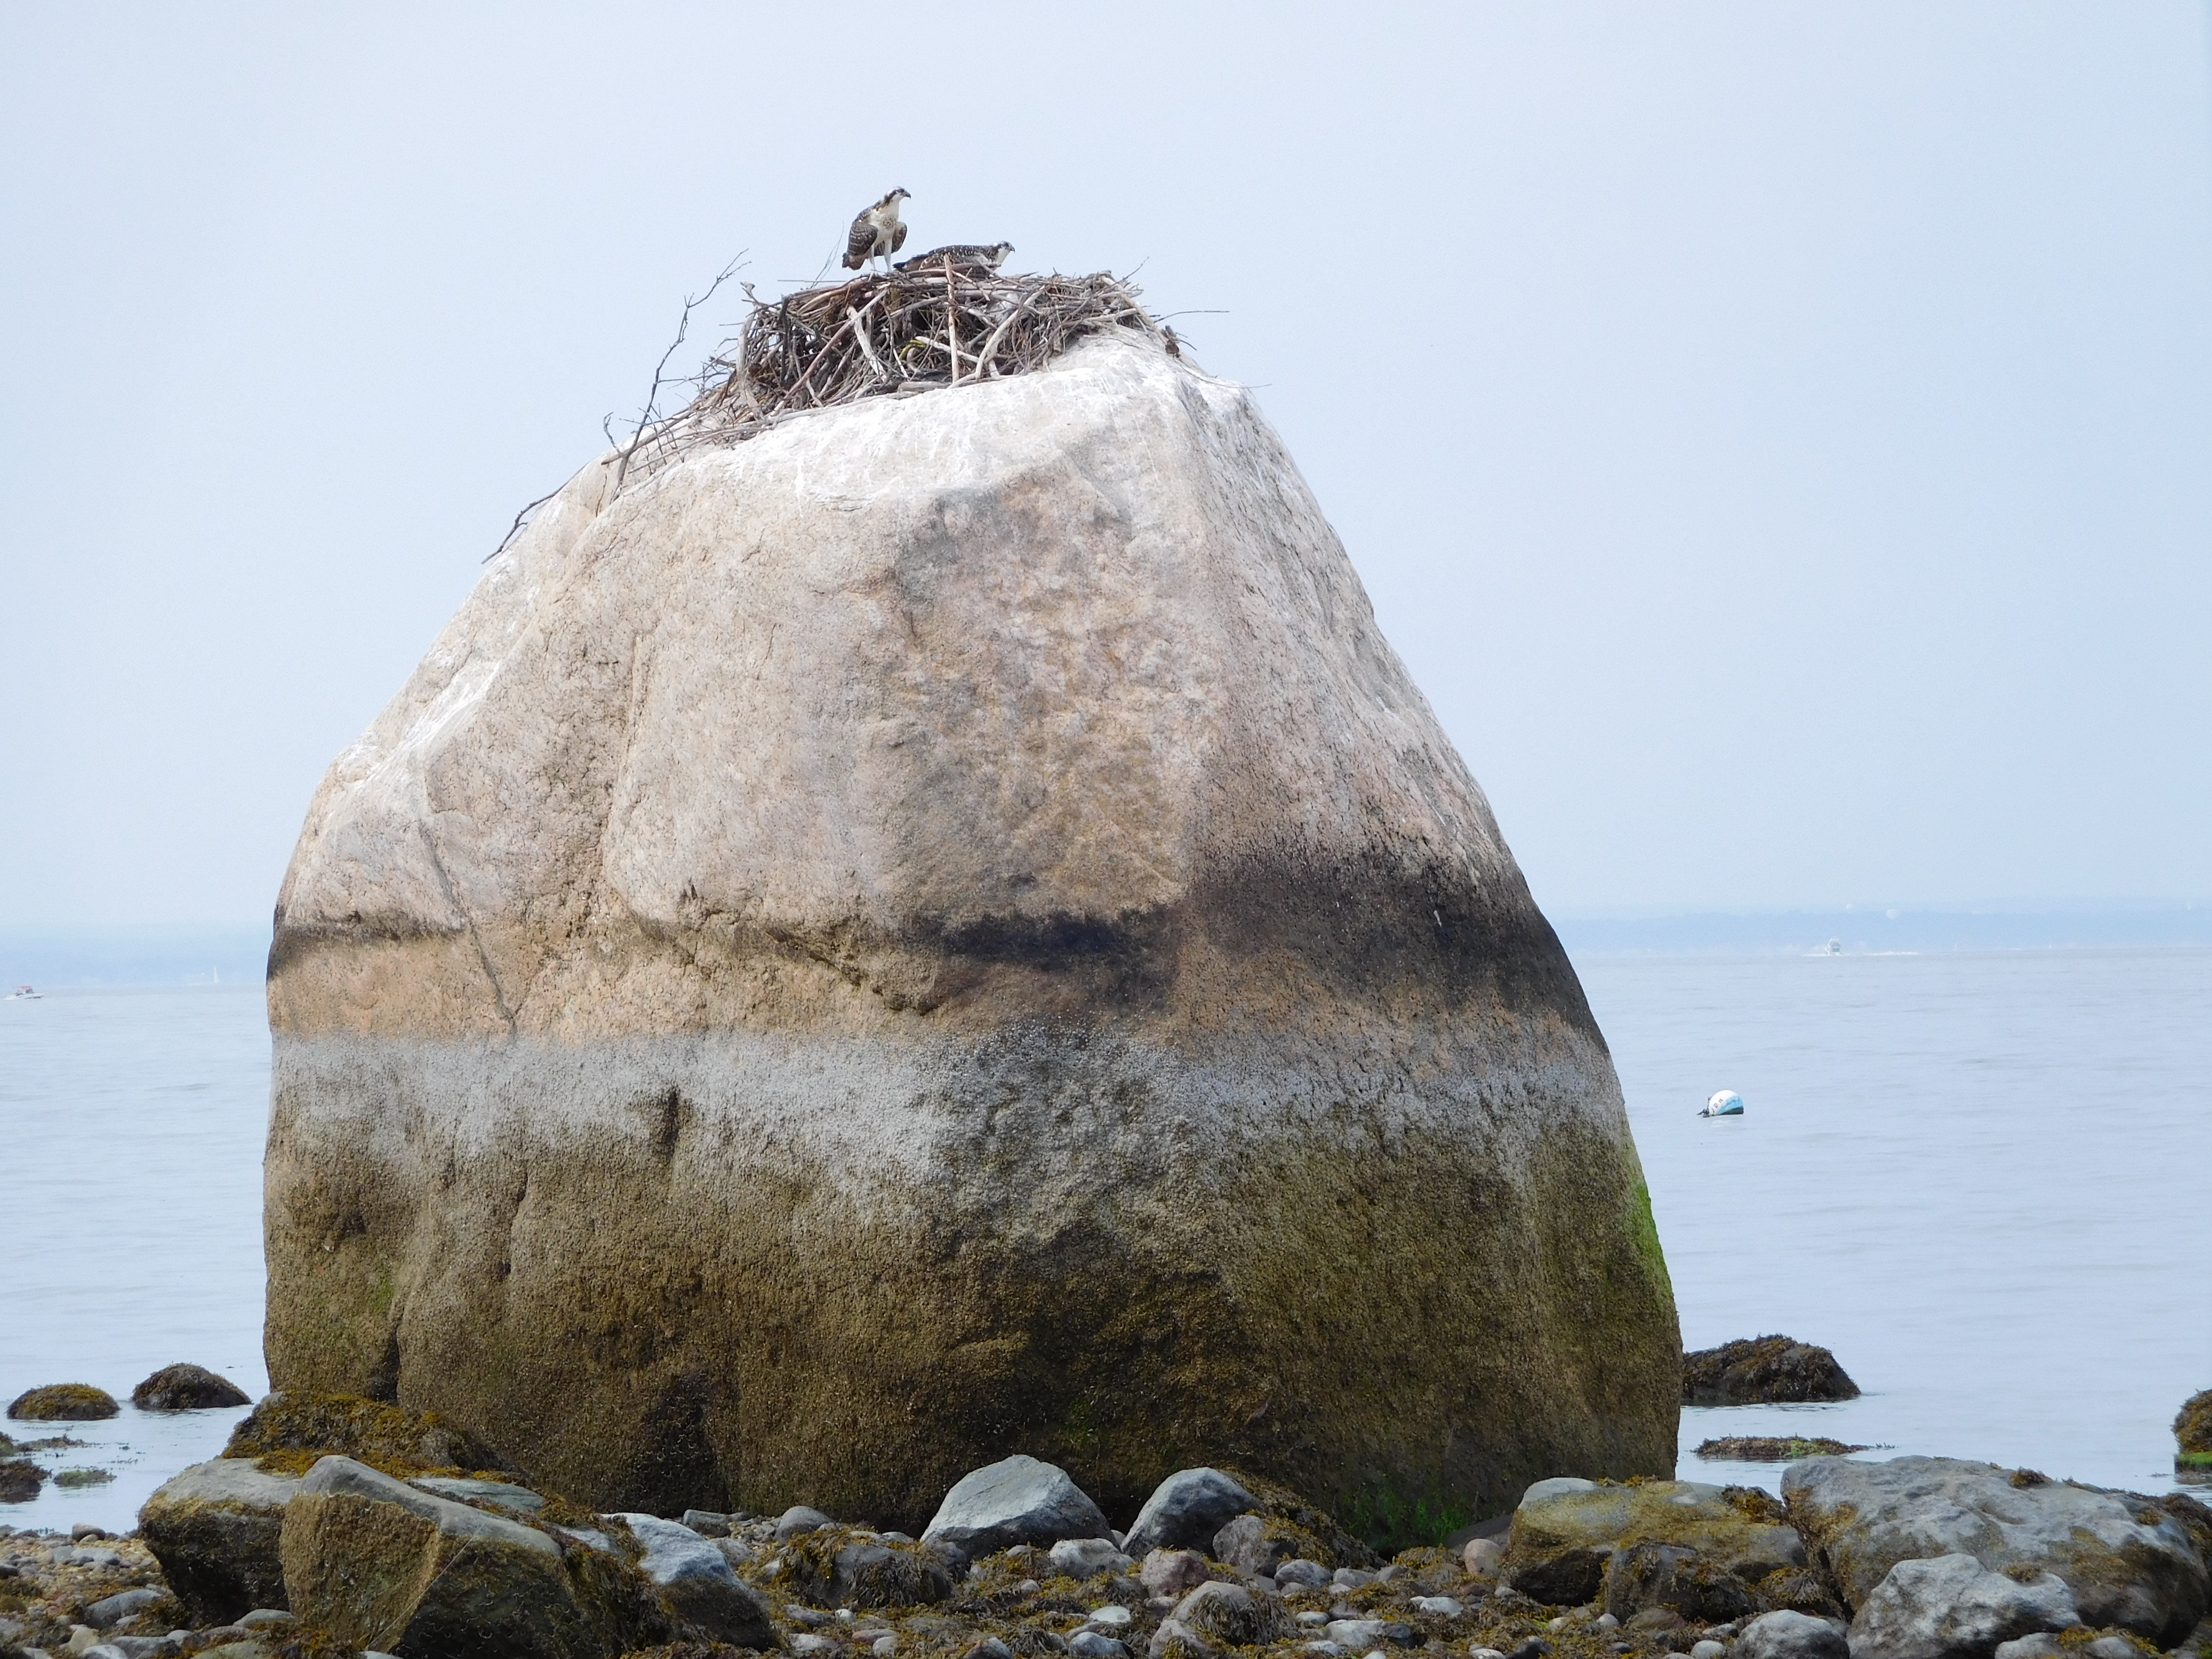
[6,1383,119,1421]
[131,1365,251,1412]
[223,1389,513,1477]
[1212,1512,1326,1576]
[1781,1456,2207,1645]
[769,1522,954,1608]
[280,1455,671,1658]
[1125,1469,1257,1557]
[1847,1553,2078,1659]
[612,1514,775,1645]
[0,1459,43,1502]
[139,1458,301,1624]
[2178,1391,2212,1473]
[1168,1581,1293,1646]
[922,1455,1109,1567]
[261,329,1680,1538]
[1214,1466,1376,1569]
[1502,1479,1804,1610]
[1682,1339,1858,1406]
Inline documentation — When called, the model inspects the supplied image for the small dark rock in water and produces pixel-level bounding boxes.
[2176,1387,2212,1472]
[53,1467,116,1487]
[0,1458,43,1502]
[1695,1436,1869,1462]
[1683,1337,1859,1405]
[133,1363,252,1412]
[6,1382,121,1420]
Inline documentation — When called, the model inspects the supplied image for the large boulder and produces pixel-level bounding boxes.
[138,1459,301,1624]
[1502,1478,1807,1612]
[1782,1456,2208,1645]
[278,1455,673,1658]
[7,1383,119,1420]
[261,326,1680,1538]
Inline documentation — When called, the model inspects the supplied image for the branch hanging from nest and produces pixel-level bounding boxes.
[610,265,1167,494]
[609,253,748,492]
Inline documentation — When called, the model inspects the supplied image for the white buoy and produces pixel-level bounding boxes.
[1699,1090,1745,1118]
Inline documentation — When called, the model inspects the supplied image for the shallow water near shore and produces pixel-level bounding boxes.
[2,949,2207,1533]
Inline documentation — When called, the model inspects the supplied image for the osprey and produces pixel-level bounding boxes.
[893,240,1014,275]
[843,188,910,274]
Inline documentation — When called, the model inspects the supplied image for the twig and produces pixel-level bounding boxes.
[484,486,560,563]
[612,253,747,492]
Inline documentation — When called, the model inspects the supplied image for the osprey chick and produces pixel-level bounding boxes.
[894,241,1014,275]
[843,188,910,274]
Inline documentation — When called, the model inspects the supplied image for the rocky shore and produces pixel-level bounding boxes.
[3,1386,2209,1659]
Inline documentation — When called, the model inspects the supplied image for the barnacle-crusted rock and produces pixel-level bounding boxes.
[263,327,1678,1540]
[1502,1478,1805,1611]
[1847,1553,2079,1659]
[1781,1455,2208,1645]
[6,1383,119,1421]
[138,1458,302,1624]
[1681,1338,1858,1406]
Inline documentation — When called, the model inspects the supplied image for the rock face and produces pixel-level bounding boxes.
[262,329,1679,1536]
[1782,1456,2207,1645]
[1682,1339,1858,1406]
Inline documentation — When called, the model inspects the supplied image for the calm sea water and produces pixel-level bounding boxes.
[2,949,2207,1532]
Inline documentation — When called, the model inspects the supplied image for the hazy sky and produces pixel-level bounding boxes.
[4,3,2209,928]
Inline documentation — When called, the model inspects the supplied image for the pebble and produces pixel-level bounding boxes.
[1303,1646,1346,1658]
[1068,1634,1127,1659]
[1299,1612,1330,1628]
[1470,1649,1506,1659]
[1412,1597,1464,1618]
[875,1640,898,1659]
[1692,1643,1726,1659]
[1595,1616,1620,1632]
[1086,1606,1133,1629]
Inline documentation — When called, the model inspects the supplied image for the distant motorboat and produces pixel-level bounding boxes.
[7,984,40,1000]
[1699,1089,1744,1117]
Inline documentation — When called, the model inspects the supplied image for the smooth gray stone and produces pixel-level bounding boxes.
[138,1458,300,1627]
[299,1457,554,1554]
[1326,1620,1417,1648]
[236,1611,292,1629]
[778,1504,836,1540]
[1736,1616,1850,1659]
[1070,1634,1130,1659]
[1847,1553,2078,1659]
[681,1508,732,1537]
[922,1455,1110,1566]
[85,1587,164,1628]
[1277,1559,1331,1589]
[1124,1469,1258,1557]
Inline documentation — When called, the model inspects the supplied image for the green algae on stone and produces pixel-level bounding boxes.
[6,1382,120,1421]
[52,1467,115,1487]
[2176,1389,2212,1464]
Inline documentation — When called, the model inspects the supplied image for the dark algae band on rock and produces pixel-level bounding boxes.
[259,329,1680,1537]
[1683,1338,1859,1406]
[1695,1438,1871,1463]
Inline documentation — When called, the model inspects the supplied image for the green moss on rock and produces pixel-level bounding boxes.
[6,1382,120,1421]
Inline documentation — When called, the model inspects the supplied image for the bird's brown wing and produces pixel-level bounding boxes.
[843,211,877,267]
[890,221,908,253]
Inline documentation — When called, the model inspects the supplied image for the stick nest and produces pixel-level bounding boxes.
[614,266,1165,491]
